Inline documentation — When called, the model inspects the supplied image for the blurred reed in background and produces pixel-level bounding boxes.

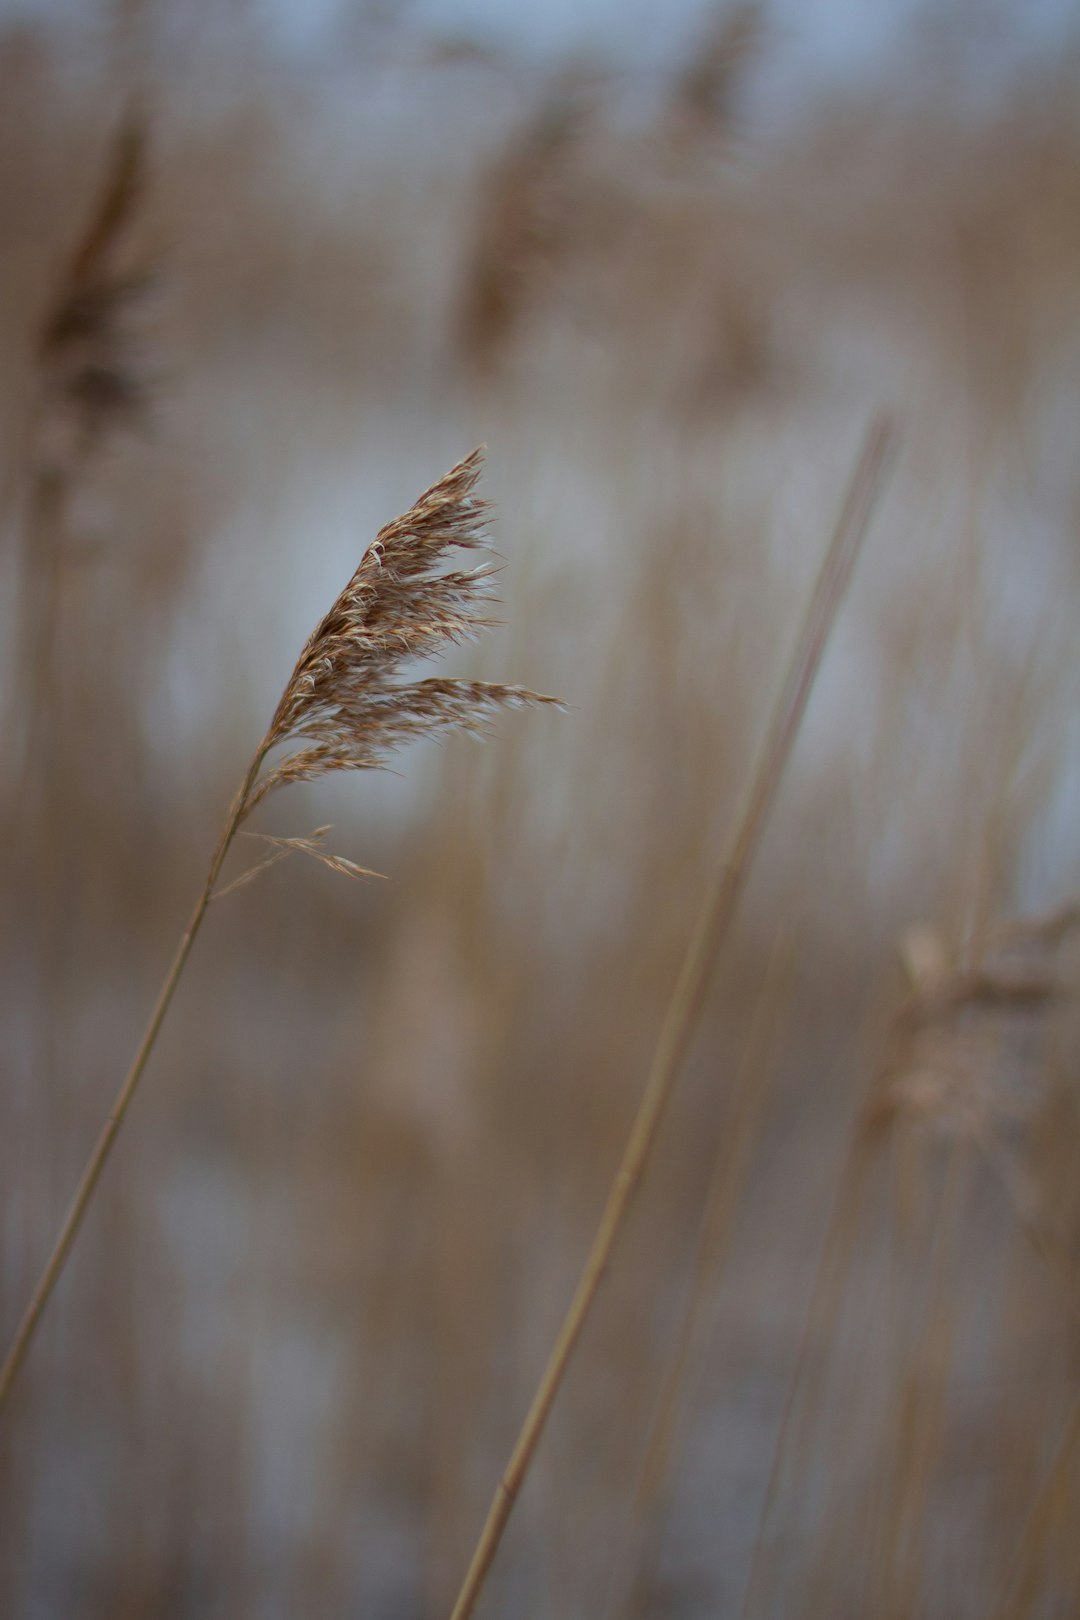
[2,5,1080,1617]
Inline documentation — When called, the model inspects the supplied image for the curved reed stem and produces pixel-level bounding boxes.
[1,446,550,1413]
[0,750,264,1410]
[447,414,897,1620]
[603,930,793,1620]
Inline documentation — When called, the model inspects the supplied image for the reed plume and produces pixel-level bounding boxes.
[18,105,154,781]
[0,447,555,1410]
[247,447,545,808]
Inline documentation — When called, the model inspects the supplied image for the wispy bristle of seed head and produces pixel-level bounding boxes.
[243,448,560,817]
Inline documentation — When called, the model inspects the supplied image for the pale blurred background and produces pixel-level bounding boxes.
[2,3,1080,1616]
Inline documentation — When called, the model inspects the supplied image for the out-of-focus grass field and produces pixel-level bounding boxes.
[3,7,1080,1616]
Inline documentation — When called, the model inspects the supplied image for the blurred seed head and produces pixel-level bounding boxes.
[35,106,155,484]
[868,906,1080,1142]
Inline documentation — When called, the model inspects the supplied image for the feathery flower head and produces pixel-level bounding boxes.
[244,448,558,816]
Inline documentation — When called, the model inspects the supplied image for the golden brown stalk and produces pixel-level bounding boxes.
[877,1144,968,1620]
[607,931,794,1620]
[0,448,556,1411]
[739,1127,881,1620]
[995,1390,1080,1620]
[447,415,897,1620]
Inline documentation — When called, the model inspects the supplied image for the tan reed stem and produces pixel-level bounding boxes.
[606,930,793,1620]
[995,1388,1080,1620]
[447,414,897,1620]
[738,1126,879,1620]
[879,1142,968,1620]
[989,1142,1080,1620]
[0,747,266,1410]
[1,446,552,1414]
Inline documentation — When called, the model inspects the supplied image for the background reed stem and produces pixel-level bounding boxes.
[447,414,897,1620]
[0,748,265,1410]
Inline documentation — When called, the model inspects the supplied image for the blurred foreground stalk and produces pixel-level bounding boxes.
[448,414,897,1620]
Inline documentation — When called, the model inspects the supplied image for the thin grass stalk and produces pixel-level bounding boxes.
[0,448,553,1412]
[0,749,264,1407]
[739,1124,880,1619]
[994,1389,1080,1620]
[447,414,896,1620]
[976,1110,1080,1617]
[879,1143,968,1620]
[989,1123,1080,1620]
[604,929,793,1620]
[799,1148,909,1620]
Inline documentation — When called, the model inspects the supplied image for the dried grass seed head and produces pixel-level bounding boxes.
[246,448,559,814]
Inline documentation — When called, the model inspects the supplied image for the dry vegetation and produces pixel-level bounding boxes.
[2,8,1080,1619]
